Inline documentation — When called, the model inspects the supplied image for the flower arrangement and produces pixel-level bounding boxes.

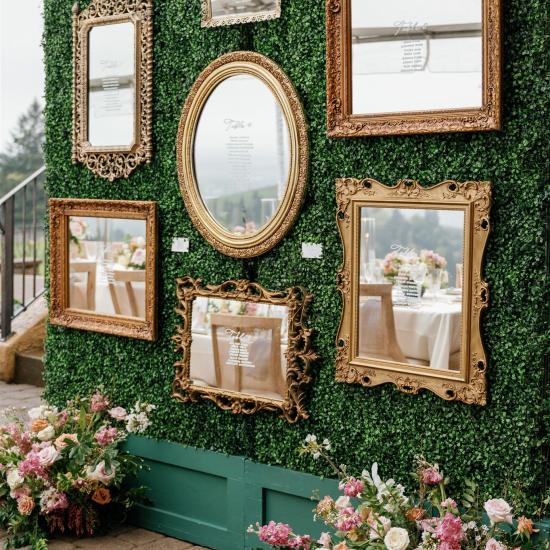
[69,218,88,257]
[117,236,146,269]
[249,435,543,550]
[383,252,417,282]
[419,250,447,271]
[0,391,155,549]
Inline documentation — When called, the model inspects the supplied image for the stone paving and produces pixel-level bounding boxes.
[0,382,209,550]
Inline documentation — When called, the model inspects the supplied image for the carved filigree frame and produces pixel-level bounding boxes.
[49,198,158,341]
[172,277,317,422]
[335,179,491,404]
[72,0,153,181]
[177,51,309,258]
[201,0,281,27]
[326,0,502,137]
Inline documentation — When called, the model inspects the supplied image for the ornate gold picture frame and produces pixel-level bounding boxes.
[72,0,153,181]
[336,179,491,404]
[49,198,157,341]
[172,278,317,423]
[177,51,308,258]
[201,0,281,27]
[326,0,502,137]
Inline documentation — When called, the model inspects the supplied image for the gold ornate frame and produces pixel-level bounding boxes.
[172,277,317,422]
[326,0,502,137]
[72,0,153,181]
[201,0,281,27]
[49,198,158,341]
[335,179,491,404]
[177,51,308,258]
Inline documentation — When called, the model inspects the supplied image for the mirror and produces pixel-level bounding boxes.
[72,0,153,180]
[336,179,491,404]
[88,22,136,148]
[326,0,501,136]
[172,278,317,422]
[201,0,281,27]
[194,74,290,236]
[49,199,157,341]
[177,51,308,258]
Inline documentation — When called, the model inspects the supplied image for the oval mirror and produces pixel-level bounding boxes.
[177,52,308,258]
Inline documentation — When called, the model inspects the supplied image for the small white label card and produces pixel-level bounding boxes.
[302,242,323,259]
[171,237,190,253]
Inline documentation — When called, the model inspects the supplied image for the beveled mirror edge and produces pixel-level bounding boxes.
[200,0,281,27]
[335,179,491,405]
[171,277,318,423]
[49,198,158,341]
[176,51,309,258]
[72,0,153,181]
[326,0,502,137]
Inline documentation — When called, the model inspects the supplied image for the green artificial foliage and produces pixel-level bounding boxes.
[43,0,549,514]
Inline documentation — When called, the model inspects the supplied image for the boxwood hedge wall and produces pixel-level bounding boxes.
[43,0,549,512]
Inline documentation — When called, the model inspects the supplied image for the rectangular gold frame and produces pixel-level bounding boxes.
[326,0,502,137]
[172,277,317,423]
[49,198,158,341]
[335,179,491,404]
[200,0,281,27]
[72,0,153,181]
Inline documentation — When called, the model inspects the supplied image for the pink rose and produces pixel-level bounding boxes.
[421,467,443,485]
[108,407,127,421]
[485,538,505,550]
[17,495,35,515]
[86,461,116,484]
[37,445,60,467]
[484,498,513,525]
[54,433,79,450]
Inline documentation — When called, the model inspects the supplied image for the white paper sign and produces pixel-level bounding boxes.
[171,237,190,253]
[302,243,323,259]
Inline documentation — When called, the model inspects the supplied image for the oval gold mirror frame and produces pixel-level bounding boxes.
[177,51,309,258]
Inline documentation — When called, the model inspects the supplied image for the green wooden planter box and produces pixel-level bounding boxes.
[124,436,549,549]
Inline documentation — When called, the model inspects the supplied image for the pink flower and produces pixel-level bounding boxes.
[108,407,127,421]
[19,452,48,479]
[335,507,362,532]
[17,495,35,515]
[37,445,60,467]
[318,532,332,547]
[484,499,513,525]
[10,485,31,499]
[90,392,110,412]
[339,477,364,497]
[94,427,118,446]
[54,433,79,450]
[441,498,457,509]
[289,534,311,549]
[421,466,443,485]
[435,512,463,550]
[85,461,116,484]
[39,487,69,514]
[5,425,32,454]
[485,538,504,550]
[130,248,146,267]
[257,521,292,545]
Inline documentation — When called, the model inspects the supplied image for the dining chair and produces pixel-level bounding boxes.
[69,260,97,311]
[359,283,407,363]
[107,269,146,318]
[210,313,285,399]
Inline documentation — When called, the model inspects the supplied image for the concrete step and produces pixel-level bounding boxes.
[14,349,44,387]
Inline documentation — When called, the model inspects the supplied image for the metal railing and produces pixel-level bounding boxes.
[0,166,47,340]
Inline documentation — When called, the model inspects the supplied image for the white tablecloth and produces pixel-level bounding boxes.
[360,297,462,370]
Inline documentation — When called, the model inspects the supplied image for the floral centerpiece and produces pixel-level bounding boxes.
[383,252,419,283]
[117,236,146,269]
[0,391,155,549]
[68,218,88,258]
[249,435,543,550]
[419,250,447,271]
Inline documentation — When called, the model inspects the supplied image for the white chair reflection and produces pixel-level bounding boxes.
[69,261,97,311]
[359,283,407,363]
[210,313,285,400]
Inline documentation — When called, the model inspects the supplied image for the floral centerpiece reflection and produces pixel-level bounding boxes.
[116,236,146,269]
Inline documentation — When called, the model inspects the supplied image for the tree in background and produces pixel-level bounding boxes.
[0,99,44,195]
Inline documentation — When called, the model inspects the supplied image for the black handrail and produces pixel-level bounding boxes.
[0,166,47,340]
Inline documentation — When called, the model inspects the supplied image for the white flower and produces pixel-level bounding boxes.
[108,407,127,421]
[305,434,317,443]
[370,515,392,540]
[335,495,351,509]
[37,425,56,441]
[318,532,332,546]
[384,527,410,550]
[28,405,58,421]
[125,412,152,434]
[37,445,60,467]
[86,461,116,484]
[484,498,513,525]
[6,468,24,489]
[322,438,331,451]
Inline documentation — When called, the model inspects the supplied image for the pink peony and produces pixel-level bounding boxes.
[435,512,463,550]
[108,407,127,421]
[421,467,443,485]
[94,427,118,446]
[339,477,364,497]
[485,538,505,550]
[90,392,110,412]
[257,521,293,546]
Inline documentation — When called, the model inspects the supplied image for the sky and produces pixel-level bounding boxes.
[0,0,44,153]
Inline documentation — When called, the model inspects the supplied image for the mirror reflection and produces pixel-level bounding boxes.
[68,216,146,319]
[193,74,290,236]
[210,0,278,18]
[358,207,464,371]
[189,297,288,400]
[88,21,136,147]
[351,0,482,114]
